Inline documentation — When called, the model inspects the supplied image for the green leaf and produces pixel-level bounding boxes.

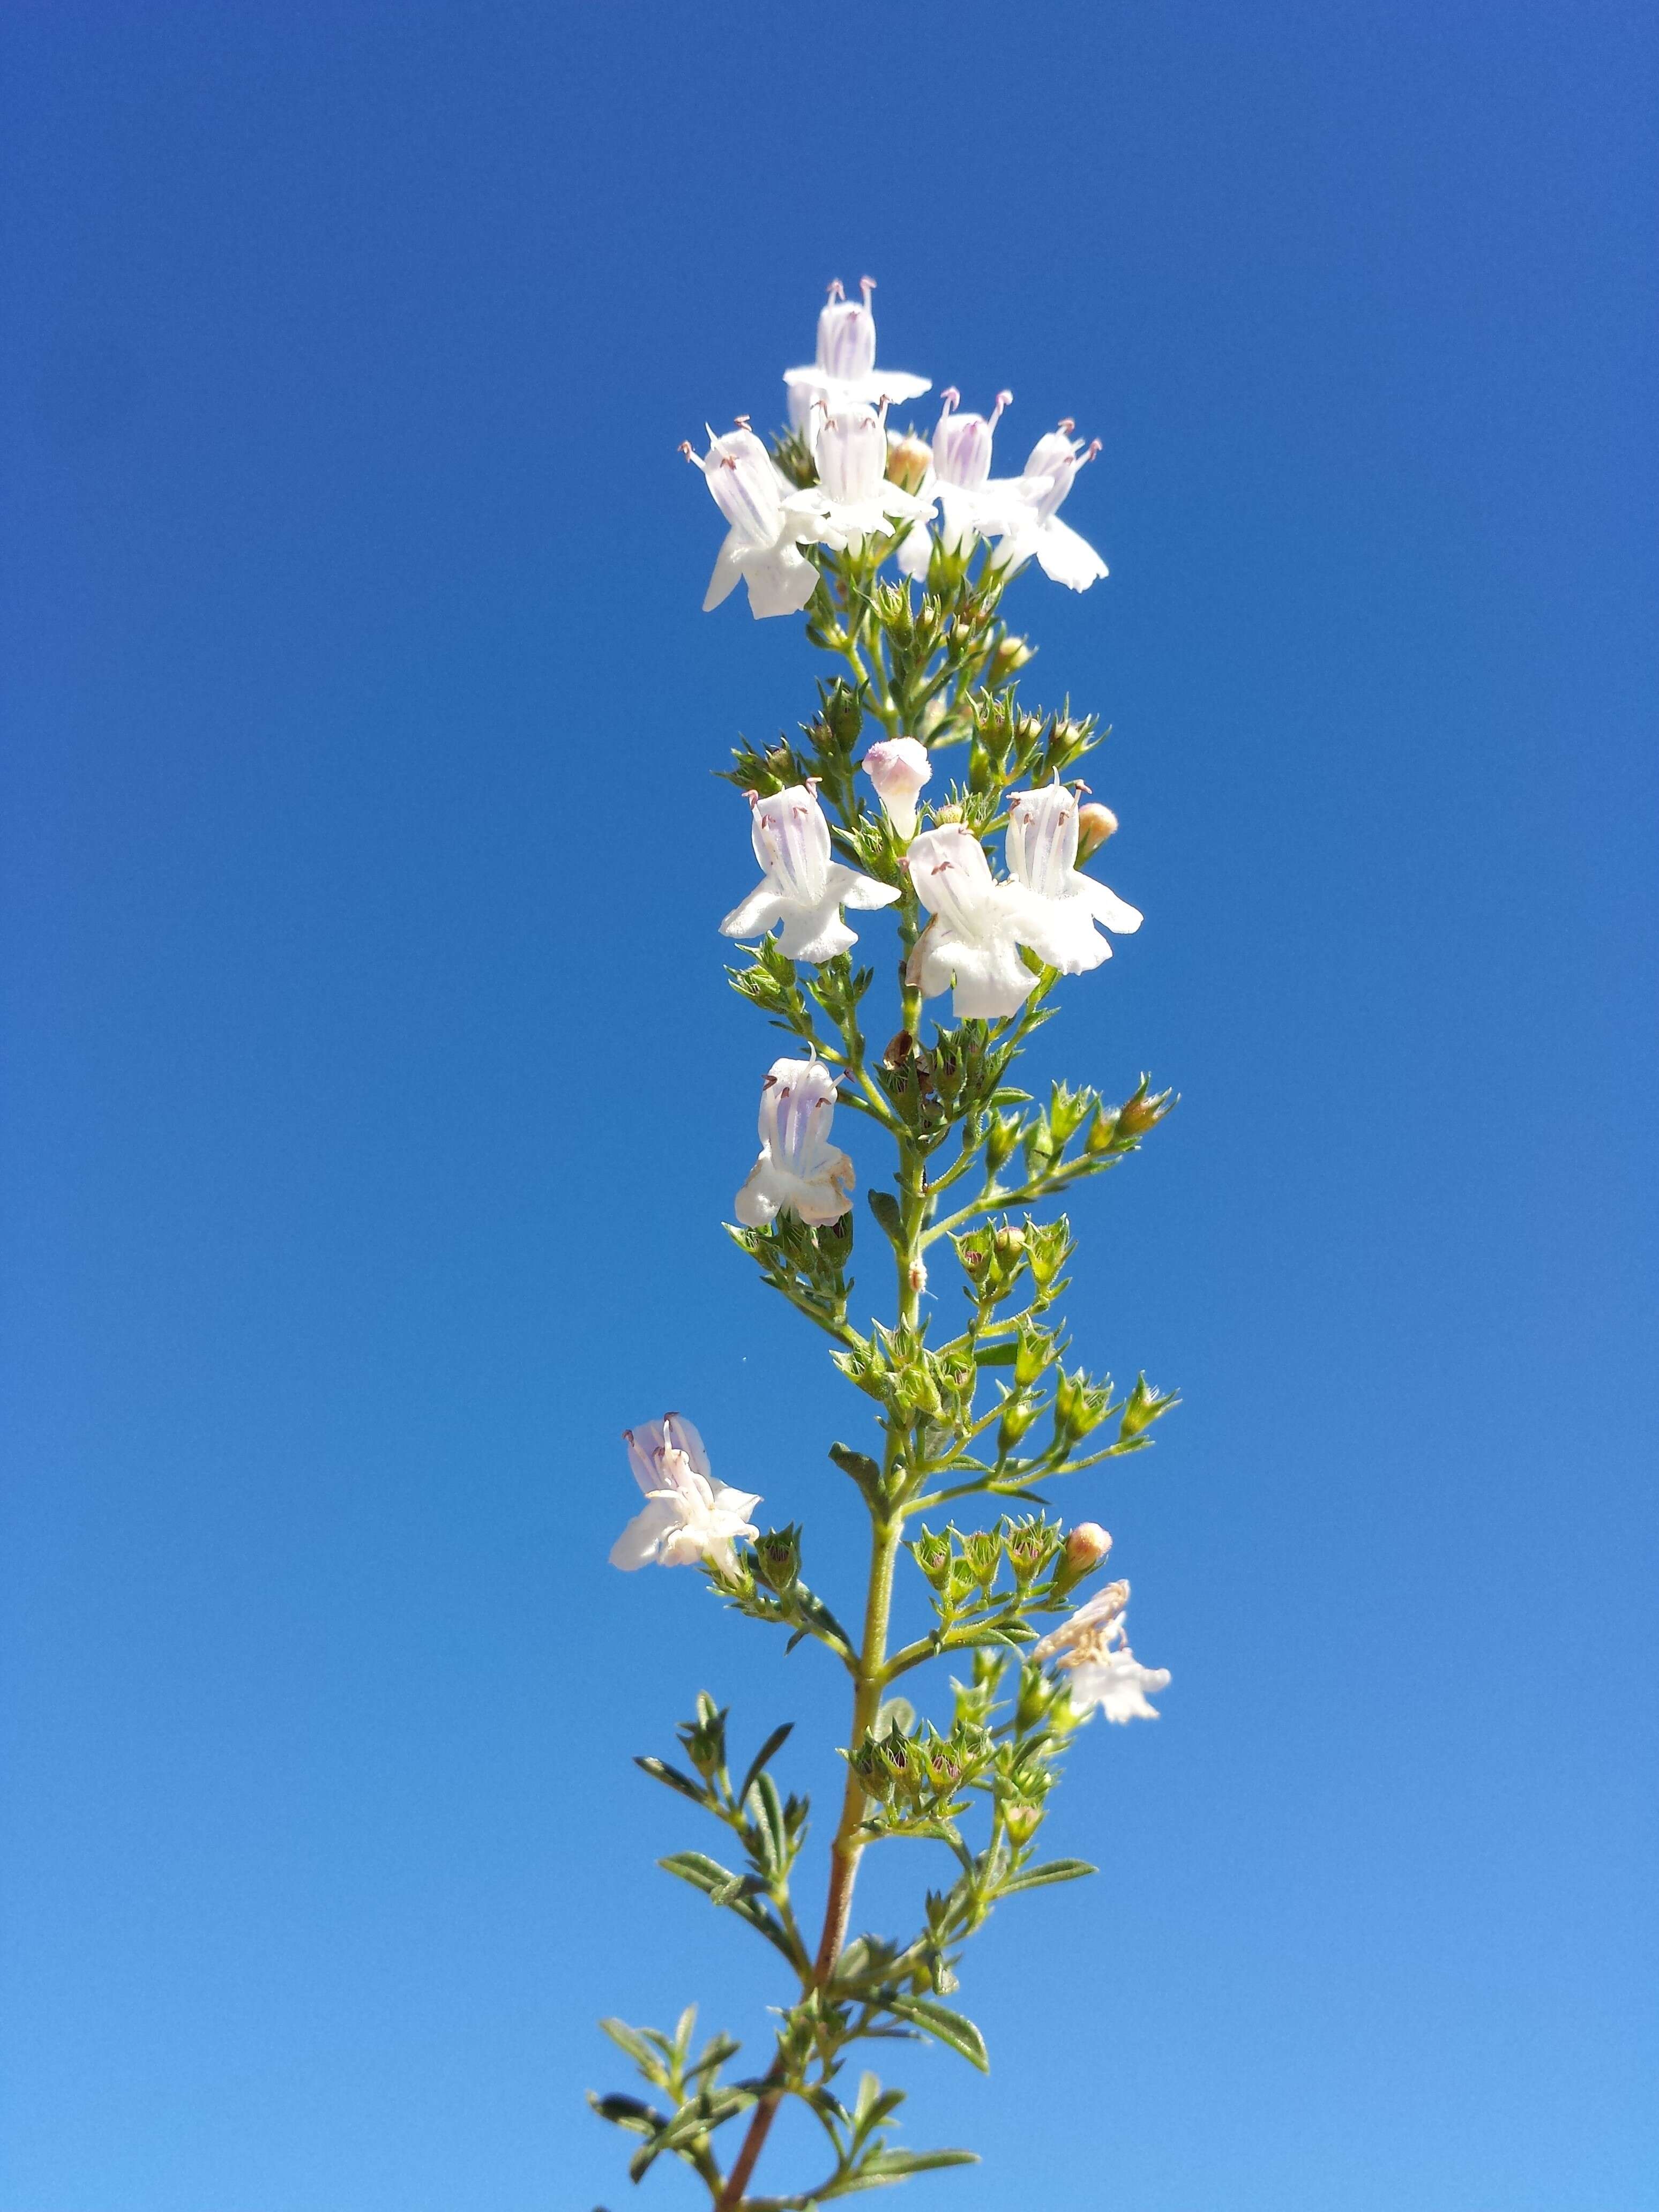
[658,1850,739,1897]
[883,1994,990,2072]
[597,2018,671,2088]
[633,1756,708,1805]
[974,1340,1019,1365]
[998,1857,1098,1894]
[736,1721,794,1806]
[867,1189,903,1246]
[745,1772,788,1878]
[829,1443,883,1494]
[861,2149,980,2178]
[586,2090,661,2138]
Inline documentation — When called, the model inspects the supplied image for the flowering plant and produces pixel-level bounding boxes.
[595,280,1177,2209]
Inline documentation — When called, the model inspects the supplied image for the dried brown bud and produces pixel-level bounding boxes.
[1065,1522,1114,1574]
[886,429,932,495]
[1075,802,1119,862]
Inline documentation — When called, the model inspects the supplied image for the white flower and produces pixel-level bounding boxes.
[783,276,931,430]
[1032,1583,1169,1724]
[897,390,1026,580]
[811,399,933,548]
[862,737,932,840]
[904,823,1040,1021]
[610,1413,761,1575]
[735,1057,855,1227]
[721,784,900,963]
[683,422,841,620]
[991,422,1110,592]
[1004,784,1143,975]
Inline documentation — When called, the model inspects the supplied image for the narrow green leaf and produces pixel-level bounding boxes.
[633,1755,709,1805]
[745,1772,788,1877]
[998,1857,1098,1895]
[884,1995,990,2072]
[861,2149,980,2177]
[736,1721,794,1806]
[586,2090,661,2137]
[598,2017,670,2087]
[657,1850,738,1897]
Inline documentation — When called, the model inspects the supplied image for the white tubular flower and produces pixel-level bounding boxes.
[862,737,932,840]
[812,400,933,547]
[1005,784,1143,975]
[1032,1583,1170,1724]
[721,783,900,963]
[683,422,842,621]
[610,1413,762,1575]
[992,421,1109,591]
[784,275,931,430]
[897,389,1023,580]
[904,823,1039,1021]
[735,1057,855,1227]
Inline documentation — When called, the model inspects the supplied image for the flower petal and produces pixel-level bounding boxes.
[720,883,788,940]
[1080,877,1143,933]
[1035,515,1109,591]
[609,1494,681,1571]
[703,530,745,612]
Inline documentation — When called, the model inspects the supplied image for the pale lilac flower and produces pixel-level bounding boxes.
[862,737,932,840]
[905,823,1039,1021]
[991,421,1110,591]
[898,390,1025,580]
[811,399,933,547]
[735,1057,855,1227]
[721,784,899,963]
[1004,784,1143,974]
[1032,1582,1170,1723]
[683,423,841,620]
[783,276,931,430]
[610,1413,761,1575]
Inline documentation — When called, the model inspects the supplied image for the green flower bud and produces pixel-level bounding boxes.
[962,1529,1002,1592]
[1003,1516,1059,1589]
[1085,1104,1123,1154]
[1014,1316,1054,1387]
[1116,1075,1175,1141]
[877,1731,922,1798]
[1047,1081,1093,1145]
[1025,1218,1072,1290]
[1052,1366,1112,1447]
[953,1225,993,1281]
[752,1525,802,1594]
[1002,1797,1044,1845]
[998,1394,1041,1455]
[910,1526,954,1589]
[991,633,1034,681]
[1118,1371,1179,1439]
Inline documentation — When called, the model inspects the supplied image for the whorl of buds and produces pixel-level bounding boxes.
[1065,1522,1114,1575]
[1075,802,1119,862]
[885,428,932,495]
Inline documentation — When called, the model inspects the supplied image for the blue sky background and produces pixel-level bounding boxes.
[2,5,1655,2209]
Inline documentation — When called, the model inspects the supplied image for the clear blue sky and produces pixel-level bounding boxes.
[2,5,1655,2209]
